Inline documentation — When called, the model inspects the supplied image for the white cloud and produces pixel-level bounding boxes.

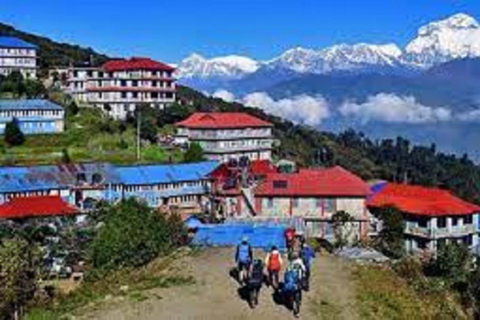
[212,89,235,103]
[457,109,480,122]
[241,92,330,126]
[339,93,452,124]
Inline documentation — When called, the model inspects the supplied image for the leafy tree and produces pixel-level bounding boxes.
[66,101,79,118]
[24,80,46,98]
[4,118,25,146]
[89,198,186,270]
[331,210,353,249]
[467,265,480,317]
[183,142,205,163]
[0,237,41,320]
[134,104,158,143]
[373,206,405,259]
[425,241,471,284]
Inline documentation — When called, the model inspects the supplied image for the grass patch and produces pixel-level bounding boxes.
[25,253,195,320]
[310,299,342,320]
[352,264,467,320]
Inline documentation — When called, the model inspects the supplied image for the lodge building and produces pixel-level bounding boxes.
[0,99,65,134]
[67,57,176,119]
[175,112,274,162]
[0,36,37,79]
[368,182,480,254]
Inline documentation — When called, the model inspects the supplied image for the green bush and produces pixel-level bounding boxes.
[89,198,186,270]
[4,118,25,146]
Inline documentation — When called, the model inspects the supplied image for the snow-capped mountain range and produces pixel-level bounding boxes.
[176,13,480,79]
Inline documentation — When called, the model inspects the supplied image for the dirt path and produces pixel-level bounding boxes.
[84,248,358,320]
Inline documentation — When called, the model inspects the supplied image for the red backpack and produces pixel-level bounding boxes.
[268,252,281,271]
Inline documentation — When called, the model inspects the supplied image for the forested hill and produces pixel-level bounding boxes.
[0,22,110,69]
[177,86,480,204]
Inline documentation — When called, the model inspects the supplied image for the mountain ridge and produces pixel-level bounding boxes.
[177,13,480,83]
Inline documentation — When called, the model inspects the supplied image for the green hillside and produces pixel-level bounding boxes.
[0,22,110,70]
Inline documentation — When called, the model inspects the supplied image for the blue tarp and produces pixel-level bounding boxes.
[192,224,286,250]
[185,216,203,229]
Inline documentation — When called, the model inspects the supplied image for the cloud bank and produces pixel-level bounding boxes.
[212,90,330,126]
[339,93,452,124]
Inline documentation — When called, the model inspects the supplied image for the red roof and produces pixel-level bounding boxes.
[176,112,273,129]
[255,166,371,197]
[367,183,480,216]
[101,57,175,72]
[0,196,79,219]
[250,160,277,176]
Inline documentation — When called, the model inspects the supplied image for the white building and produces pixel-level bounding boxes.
[0,36,37,79]
[175,112,274,162]
[368,183,479,254]
[67,57,176,119]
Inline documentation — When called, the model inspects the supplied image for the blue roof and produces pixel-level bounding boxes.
[0,36,37,49]
[0,163,119,193]
[0,161,219,193]
[0,100,64,111]
[116,161,219,185]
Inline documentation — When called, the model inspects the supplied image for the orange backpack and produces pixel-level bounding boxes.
[268,252,281,271]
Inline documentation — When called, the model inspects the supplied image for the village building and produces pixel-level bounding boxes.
[67,57,176,119]
[0,195,79,220]
[253,166,372,241]
[175,112,274,162]
[368,182,480,254]
[0,99,65,134]
[0,161,218,215]
[0,36,37,79]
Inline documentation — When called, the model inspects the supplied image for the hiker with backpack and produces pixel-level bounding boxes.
[300,242,315,291]
[265,245,283,290]
[235,236,253,284]
[283,252,306,317]
[246,258,264,308]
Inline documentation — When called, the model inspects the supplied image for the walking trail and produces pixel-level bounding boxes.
[82,248,359,320]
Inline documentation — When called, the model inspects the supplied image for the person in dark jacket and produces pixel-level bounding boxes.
[235,236,253,284]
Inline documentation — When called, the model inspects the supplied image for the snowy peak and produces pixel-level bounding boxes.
[177,53,260,79]
[177,13,480,80]
[405,13,480,67]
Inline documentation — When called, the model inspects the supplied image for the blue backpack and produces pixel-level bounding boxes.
[284,269,299,292]
[238,243,251,263]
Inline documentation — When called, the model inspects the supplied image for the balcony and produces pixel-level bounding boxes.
[405,224,477,239]
[189,130,272,140]
[202,142,273,153]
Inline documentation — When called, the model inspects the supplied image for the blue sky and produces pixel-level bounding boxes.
[0,0,479,63]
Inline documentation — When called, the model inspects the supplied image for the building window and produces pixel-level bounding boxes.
[266,198,273,208]
[293,198,299,208]
[465,215,473,224]
[437,217,446,228]
[452,217,458,226]
[316,198,323,208]
[418,217,428,228]
[324,198,336,212]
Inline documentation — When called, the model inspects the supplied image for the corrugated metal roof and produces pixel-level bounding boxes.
[0,163,120,193]
[0,161,219,193]
[0,36,37,49]
[0,99,64,111]
[116,161,219,185]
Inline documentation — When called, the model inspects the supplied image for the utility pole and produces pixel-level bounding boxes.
[136,109,141,161]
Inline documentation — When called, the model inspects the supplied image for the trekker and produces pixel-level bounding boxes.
[246,259,264,308]
[283,252,306,317]
[300,242,315,291]
[285,227,295,252]
[235,236,253,284]
[265,245,282,290]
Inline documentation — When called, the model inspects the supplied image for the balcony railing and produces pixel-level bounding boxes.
[202,143,273,153]
[189,131,272,140]
[405,224,477,238]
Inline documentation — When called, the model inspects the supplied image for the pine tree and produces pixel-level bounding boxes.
[183,142,204,163]
[4,118,25,146]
